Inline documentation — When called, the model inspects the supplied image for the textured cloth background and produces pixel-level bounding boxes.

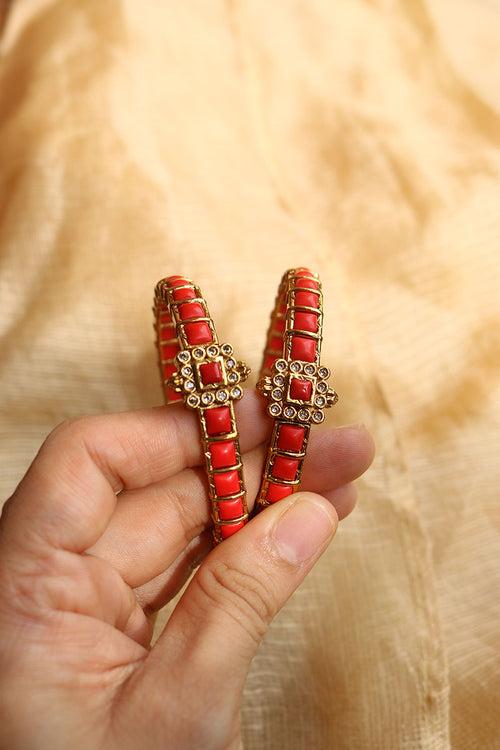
[1,1,499,748]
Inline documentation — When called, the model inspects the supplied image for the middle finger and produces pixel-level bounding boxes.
[88,424,374,589]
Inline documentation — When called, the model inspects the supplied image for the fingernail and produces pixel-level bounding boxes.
[273,494,337,565]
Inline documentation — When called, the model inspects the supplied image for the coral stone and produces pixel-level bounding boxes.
[204,406,232,435]
[272,456,299,481]
[200,361,223,385]
[289,378,313,401]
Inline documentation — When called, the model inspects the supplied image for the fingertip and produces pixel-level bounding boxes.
[302,422,376,488]
[324,482,358,521]
[290,490,339,529]
[333,422,376,469]
[347,422,376,470]
[266,491,338,566]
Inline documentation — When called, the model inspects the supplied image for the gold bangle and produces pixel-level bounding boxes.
[255,268,338,507]
[153,275,250,543]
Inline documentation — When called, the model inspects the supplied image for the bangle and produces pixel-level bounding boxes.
[153,275,250,543]
[255,268,338,507]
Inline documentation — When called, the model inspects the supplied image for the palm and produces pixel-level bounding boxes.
[0,392,374,750]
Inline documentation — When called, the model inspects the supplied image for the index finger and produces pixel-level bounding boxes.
[1,391,269,555]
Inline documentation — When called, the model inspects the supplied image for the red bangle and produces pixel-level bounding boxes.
[255,268,338,507]
[154,275,250,543]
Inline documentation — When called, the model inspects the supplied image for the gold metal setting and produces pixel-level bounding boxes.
[257,358,337,425]
[255,269,339,510]
[153,277,251,543]
[167,343,250,409]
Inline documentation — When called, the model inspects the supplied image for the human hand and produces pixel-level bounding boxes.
[0,391,374,750]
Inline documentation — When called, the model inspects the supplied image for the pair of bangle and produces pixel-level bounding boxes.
[153,268,338,544]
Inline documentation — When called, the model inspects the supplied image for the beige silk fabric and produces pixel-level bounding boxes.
[1,2,499,747]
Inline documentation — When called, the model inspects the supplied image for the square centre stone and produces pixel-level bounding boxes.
[289,377,313,403]
[199,360,224,386]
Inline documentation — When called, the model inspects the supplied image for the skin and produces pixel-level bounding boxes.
[0,390,375,750]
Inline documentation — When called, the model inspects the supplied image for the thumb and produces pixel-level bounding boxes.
[152,492,337,692]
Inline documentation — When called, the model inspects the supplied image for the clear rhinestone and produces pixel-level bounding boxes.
[315,395,326,407]
[184,380,196,391]
[228,371,238,383]
[231,386,242,399]
[207,345,219,357]
[290,361,301,373]
[226,358,236,369]
[187,394,199,407]
[177,350,190,363]
[193,348,205,359]
[221,343,233,355]
[273,374,285,386]
[269,403,282,417]
[316,381,327,393]
[181,365,193,377]
[304,364,315,375]
[284,406,296,419]
[298,408,310,421]
[201,392,214,405]
[312,410,324,423]
[271,388,283,401]
[216,390,228,402]
[275,359,287,371]
[318,366,330,379]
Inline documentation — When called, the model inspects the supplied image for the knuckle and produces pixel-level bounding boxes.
[194,561,276,644]
[0,544,61,620]
[42,417,90,453]
[169,473,209,544]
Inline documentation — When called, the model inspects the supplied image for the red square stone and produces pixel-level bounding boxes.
[274,318,286,333]
[266,483,294,503]
[200,361,223,385]
[165,386,183,402]
[270,336,283,352]
[220,521,246,539]
[178,302,205,320]
[272,456,299,481]
[296,268,313,277]
[204,406,232,436]
[167,276,190,287]
[159,324,175,341]
[294,311,318,333]
[160,343,178,360]
[295,291,319,308]
[263,354,277,371]
[277,424,306,453]
[297,277,319,290]
[162,363,176,379]
[214,470,240,497]
[172,286,196,301]
[290,378,313,402]
[209,440,237,469]
[217,497,244,520]
[184,322,213,344]
[159,329,174,343]
[290,336,317,362]
[158,311,172,324]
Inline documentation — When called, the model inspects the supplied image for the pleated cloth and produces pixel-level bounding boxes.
[1,2,499,747]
